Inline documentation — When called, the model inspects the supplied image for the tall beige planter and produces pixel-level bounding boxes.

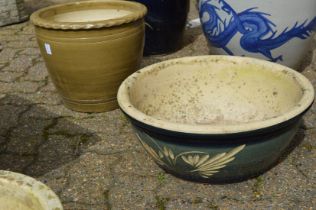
[0,0,28,26]
[31,0,147,112]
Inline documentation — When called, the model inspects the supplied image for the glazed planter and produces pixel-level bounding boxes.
[30,0,147,112]
[199,0,316,69]
[118,56,314,183]
[0,170,63,210]
[132,0,190,55]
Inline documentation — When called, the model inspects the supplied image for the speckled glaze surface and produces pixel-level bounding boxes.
[117,56,315,183]
[31,0,147,112]
[0,170,63,210]
[199,0,316,69]
[132,0,190,55]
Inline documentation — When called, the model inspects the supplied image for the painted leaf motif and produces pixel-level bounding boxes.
[163,146,175,160]
[161,146,175,165]
[135,133,165,166]
[181,154,210,167]
[158,151,164,159]
[136,131,246,179]
[182,145,245,178]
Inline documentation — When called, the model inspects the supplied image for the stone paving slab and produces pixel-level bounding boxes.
[0,2,316,210]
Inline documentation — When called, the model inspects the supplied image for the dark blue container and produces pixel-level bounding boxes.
[133,0,190,55]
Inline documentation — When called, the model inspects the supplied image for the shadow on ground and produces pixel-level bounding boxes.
[182,27,203,48]
[298,40,316,71]
[0,95,101,177]
[278,126,306,163]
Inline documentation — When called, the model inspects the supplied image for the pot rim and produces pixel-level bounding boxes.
[0,170,63,210]
[30,0,147,30]
[117,55,315,135]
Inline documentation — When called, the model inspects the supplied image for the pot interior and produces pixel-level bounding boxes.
[0,181,44,210]
[38,1,137,23]
[52,9,132,22]
[129,59,304,125]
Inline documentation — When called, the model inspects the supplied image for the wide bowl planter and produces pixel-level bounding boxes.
[117,56,314,183]
[199,0,316,69]
[30,0,147,112]
[132,0,190,55]
[0,170,63,210]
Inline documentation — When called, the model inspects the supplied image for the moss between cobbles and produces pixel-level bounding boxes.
[207,202,219,210]
[103,189,111,210]
[252,176,265,199]
[118,114,130,133]
[157,172,166,185]
[71,134,92,155]
[302,143,316,151]
[45,119,96,156]
[155,195,170,210]
[192,196,203,204]
[42,118,59,141]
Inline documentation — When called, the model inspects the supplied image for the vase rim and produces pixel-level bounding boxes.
[30,0,147,30]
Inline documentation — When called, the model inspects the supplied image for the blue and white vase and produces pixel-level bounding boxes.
[199,0,316,68]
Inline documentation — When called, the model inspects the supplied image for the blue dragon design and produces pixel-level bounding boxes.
[199,0,316,62]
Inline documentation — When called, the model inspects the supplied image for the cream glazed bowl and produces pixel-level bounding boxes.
[0,170,63,210]
[117,56,314,183]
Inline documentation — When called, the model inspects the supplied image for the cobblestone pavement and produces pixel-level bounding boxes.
[0,2,316,210]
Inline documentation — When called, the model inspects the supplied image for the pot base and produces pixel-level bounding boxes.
[63,98,118,113]
[159,157,280,184]
[161,165,267,184]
